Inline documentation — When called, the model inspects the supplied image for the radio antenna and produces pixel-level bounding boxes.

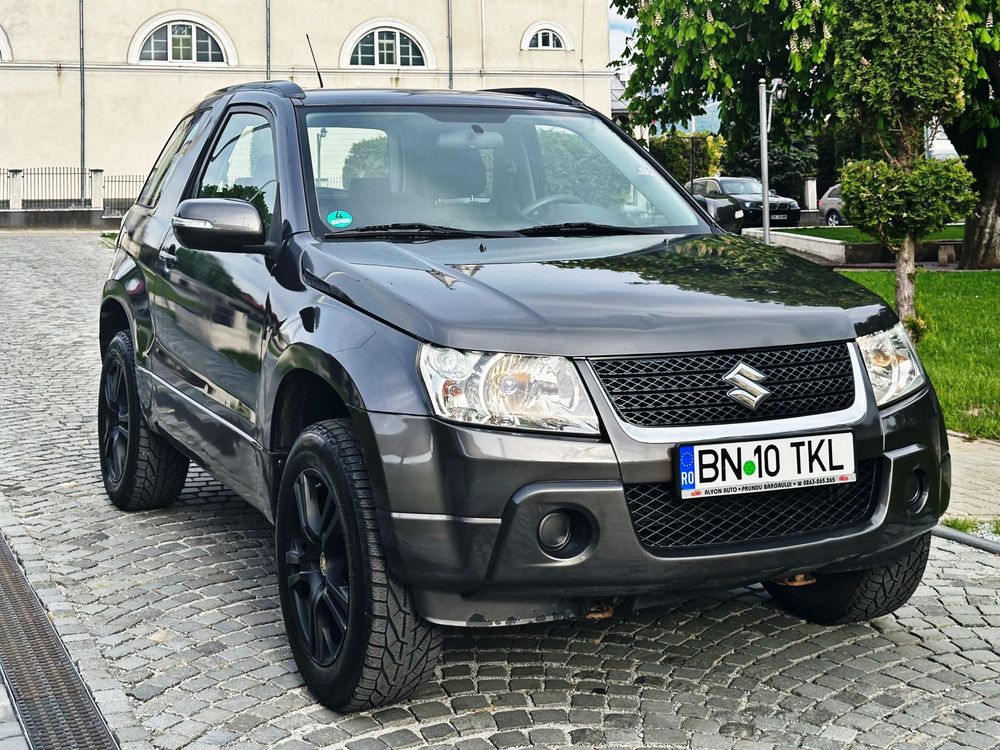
[306,34,324,88]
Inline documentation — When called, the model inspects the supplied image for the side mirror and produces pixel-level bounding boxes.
[172,198,265,252]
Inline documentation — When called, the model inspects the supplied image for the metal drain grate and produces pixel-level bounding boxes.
[0,533,118,750]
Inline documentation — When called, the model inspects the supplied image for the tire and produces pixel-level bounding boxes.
[763,533,931,625]
[826,210,842,226]
[99,330,189,510]
[275,419,442,711]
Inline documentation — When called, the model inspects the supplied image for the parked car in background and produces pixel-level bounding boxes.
[819,184,844,226]
[689,176,801,227]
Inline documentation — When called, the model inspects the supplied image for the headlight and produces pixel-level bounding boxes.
[418,344,600,434]
[856,323,926,406]
[789,200,800,209]
[744,200,762,209]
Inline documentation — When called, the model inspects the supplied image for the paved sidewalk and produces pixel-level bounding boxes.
[948,433,1000,519]
[0,233,998,750]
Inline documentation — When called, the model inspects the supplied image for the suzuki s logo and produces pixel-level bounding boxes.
[723,362,771,410]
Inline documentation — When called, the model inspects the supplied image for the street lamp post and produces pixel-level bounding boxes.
[758,79,770,244]
[758,77,786,245]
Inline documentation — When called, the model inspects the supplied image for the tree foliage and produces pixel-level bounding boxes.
[839,159,977,247]
[613,0,1000,267]
[833,0,976,322]
[343,135,389,187]
[646,132,724,182]
[722,128,817,201]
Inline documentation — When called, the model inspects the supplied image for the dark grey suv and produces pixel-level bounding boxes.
[98,82,950,710]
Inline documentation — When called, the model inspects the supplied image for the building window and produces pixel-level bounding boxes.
[349,28,425,67]
[528,29,564,49]
[139,22,225,63]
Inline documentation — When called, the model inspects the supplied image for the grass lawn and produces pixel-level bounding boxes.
[839,270,1000,439]
[784,225,965,244]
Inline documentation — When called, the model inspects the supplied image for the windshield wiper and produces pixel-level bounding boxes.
[324,223,512,240]
[515,222,662,236]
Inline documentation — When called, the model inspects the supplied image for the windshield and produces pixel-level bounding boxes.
[720,178,763,195]
[299,106,705,236]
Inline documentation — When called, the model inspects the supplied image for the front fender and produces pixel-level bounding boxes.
[263,295,429,443]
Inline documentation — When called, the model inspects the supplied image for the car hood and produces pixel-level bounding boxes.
[301,232,893,357]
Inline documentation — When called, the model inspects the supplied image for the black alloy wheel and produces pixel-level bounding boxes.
[101,356,130,485]
[98,330,188,510]
[284,468,352,667]
[276,419,442,711]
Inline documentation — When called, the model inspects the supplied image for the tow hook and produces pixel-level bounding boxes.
[584,600,617,621]
[774,573,817,587]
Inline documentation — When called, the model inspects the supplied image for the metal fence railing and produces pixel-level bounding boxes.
[104,174,146,217]
[21,167,91,210]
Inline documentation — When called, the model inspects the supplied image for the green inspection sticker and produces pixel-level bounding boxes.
[326,210,353,229]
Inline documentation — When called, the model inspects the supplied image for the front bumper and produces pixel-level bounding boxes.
[741,206,802,227]
[355,371,949,627]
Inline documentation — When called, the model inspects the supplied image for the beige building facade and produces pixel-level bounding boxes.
[0,1,612,175]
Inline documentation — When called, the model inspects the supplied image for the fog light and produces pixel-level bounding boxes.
[538,512,572,552]
[905,469,928,512]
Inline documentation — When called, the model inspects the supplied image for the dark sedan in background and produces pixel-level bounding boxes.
[688,176,801,227]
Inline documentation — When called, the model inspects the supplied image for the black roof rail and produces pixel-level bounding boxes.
[482,87,587,108]
[209,80,306,100]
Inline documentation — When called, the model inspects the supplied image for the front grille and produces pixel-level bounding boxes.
[625,459,880,552]
[592,342,855,427]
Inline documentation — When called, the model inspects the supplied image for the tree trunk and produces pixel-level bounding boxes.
[959,155,1000,269]
[896,235,917,322]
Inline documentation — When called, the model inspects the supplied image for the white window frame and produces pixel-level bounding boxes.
[339,18,436,69]
[520,21,574,51]
[127,11,237,66]
[0,26,12,61]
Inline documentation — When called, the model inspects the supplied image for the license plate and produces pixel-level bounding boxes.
[678,433,855,499]
[772,213,787,220]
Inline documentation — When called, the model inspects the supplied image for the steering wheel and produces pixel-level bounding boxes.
[521,193,584,216]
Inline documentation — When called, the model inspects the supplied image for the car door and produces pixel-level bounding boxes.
[149,107,279,499]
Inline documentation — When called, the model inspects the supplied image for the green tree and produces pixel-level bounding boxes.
[342,135,389,186]
[646,132,724,183]
[721,126,817,202]
[834,0,977,323]
[613,0,998,267]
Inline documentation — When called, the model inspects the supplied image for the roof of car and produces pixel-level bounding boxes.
[204,81,588,112]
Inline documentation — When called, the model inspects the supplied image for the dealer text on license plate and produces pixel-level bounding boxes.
[678,433,855,499]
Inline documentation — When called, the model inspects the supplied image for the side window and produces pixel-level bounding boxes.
[830,186,841,199]
[691,181,705,196]
[534,124,631,210]
[197,112,278,231]
[706,180,722,197]
[137,110,208,208]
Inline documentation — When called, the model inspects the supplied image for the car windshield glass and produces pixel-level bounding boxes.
[720,178,763,194]
[300,106,705,237]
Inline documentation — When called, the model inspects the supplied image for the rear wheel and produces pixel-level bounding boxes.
[763,533,931,624]
[826,210,842,226]
[99,330,188,510]
[276,419,442,711]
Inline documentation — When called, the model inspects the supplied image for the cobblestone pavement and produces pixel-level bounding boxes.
[0,231,998,750]
[948,435,1000,519]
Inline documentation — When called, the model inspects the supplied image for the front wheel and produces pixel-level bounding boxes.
[275,419,442,711]
[763,533,931,624]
